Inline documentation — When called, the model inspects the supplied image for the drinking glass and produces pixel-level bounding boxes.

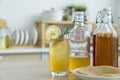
[49,39,70,76]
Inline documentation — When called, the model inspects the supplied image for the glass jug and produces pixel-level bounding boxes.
[69,12,90,72]
[93,8,118,67]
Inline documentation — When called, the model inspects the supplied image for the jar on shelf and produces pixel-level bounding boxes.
[0,27,13,49]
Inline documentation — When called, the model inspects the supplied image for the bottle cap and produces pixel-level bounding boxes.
[102,7,113,23]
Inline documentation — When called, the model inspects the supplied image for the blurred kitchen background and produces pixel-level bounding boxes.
[0,0,120,62]
[0,0,119,27]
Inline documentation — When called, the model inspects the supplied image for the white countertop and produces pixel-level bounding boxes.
[0,48,49,54]
[0,46,120,54]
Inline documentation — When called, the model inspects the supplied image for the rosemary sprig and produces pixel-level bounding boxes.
[51,24,74,45]
[59,24,74,40]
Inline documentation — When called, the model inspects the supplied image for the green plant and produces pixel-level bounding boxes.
[65,4,87,11]
[59,24,74,40]
[74,5,87,11]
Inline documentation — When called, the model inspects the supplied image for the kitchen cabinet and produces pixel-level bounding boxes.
[0,54,41,63]
[0,48,49,62]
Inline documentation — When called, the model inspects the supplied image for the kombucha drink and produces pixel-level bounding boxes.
[69,57,90,72]
[95,33,118,67]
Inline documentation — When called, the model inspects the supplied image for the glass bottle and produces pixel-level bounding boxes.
[93,10,103,66]
[0,27,12,49]
[94,9,118,67]
[69,12,90,72]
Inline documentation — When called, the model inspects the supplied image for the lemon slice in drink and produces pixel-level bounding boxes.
[45,25,61,41]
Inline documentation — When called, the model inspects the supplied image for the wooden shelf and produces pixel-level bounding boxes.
[36,21,96,48]
[36,21,73,48]
[36,21,72,25]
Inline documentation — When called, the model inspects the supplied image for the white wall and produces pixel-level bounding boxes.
[0,0,114,28]
[114,0,120,24]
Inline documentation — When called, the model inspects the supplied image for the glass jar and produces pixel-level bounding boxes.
[0,27,12,49]
[93,8,118,67]
[69,12,90,72]
[0,29,6,49]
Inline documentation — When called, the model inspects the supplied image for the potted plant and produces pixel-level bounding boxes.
[66,4,87,12]
[63,4,87,21]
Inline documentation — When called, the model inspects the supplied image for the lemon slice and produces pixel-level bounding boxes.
[45,25,61,41]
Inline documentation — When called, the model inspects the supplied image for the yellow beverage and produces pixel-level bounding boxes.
[45,25,71,76]
[49,39,69,72]
[5,35,12,48]
[69,57,90,72]
[0,35,12,50]
[0,38,6,49]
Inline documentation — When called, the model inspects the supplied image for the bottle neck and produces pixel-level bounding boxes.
[73,11,85,29]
